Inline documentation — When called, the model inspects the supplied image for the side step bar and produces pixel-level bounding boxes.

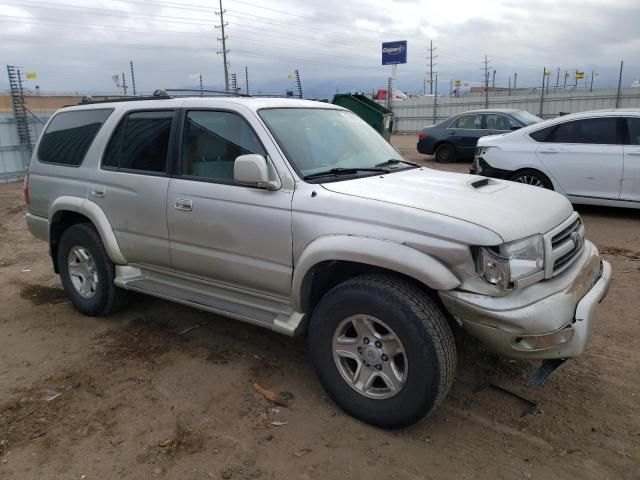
[115,266,305,336]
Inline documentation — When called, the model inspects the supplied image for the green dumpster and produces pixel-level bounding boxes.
[332,94,394,141]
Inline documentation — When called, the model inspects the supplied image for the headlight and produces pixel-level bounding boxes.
[474,234,544,290]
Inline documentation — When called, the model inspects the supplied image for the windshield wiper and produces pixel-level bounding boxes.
[374,158,420,168]
[303,167,389,180]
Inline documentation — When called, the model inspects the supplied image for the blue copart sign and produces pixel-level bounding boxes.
[382,41,407,65]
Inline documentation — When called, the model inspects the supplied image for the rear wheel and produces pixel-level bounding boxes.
[509,169,553,189]
[308,275,456,428]
[435,143,457,163]
[57,223,128,316]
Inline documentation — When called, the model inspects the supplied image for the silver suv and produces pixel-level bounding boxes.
[25,96,611,428]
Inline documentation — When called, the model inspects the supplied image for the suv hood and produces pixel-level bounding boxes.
[321,168,573,243]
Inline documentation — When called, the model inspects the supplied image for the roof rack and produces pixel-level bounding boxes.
[163,88,251,97]
[76,89,172,105]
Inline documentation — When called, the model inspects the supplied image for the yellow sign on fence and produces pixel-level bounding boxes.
[25,72,37,79]
[576,72,585,79]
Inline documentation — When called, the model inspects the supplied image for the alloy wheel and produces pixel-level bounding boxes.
[67,246,98,299]
[332,314,408,399]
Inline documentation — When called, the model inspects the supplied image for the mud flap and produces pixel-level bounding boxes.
[527,358,568,387]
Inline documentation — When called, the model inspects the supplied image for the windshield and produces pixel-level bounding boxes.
[512,110,543,126]
[259,108,412,179]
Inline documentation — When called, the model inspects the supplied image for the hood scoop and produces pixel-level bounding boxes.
[469,177,506,193]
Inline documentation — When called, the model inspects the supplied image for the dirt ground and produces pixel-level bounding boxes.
[1,135,639,479]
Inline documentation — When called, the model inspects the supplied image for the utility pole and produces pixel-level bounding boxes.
[483,55,491,109]
[508,76,511,96]
[427,40,437,94]
[121,72,127,96]
[449,79,452,96]
[130,61,137,96]
[563,71,568,89]
[215,0,230,91]
[244,66,249,95]
[590,71,597,92]
[513,72,517,89]
[615,60,624,108]
[199,73,203,96]
[294,69,302,99]
[539,67,546,117]
[555,67,560,90]
[492,69,496,88]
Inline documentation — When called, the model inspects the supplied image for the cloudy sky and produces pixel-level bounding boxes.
[1,0,639,97]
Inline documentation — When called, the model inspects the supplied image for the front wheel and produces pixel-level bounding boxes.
[308,275,456,428]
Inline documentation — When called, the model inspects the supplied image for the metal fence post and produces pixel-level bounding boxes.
[539,67,546,117]
[432,75,438,124]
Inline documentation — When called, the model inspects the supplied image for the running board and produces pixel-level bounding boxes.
[115,266,305,336]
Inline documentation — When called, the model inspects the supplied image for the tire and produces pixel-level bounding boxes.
[57,223,129,316]
[308,274,456,428]
[435,143,457,163]
[509,169,553,189]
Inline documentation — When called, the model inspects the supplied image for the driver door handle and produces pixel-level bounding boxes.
[175,198,193,211]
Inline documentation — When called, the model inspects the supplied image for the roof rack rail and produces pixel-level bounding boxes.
[76,89,173,105]
[164,88,251,97]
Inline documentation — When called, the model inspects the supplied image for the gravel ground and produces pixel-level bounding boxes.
[0,136,638,479]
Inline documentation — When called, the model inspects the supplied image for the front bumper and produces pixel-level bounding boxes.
[440,241,611,359]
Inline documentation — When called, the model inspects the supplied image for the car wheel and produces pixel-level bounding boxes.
[57,223,129,316]
[435,143,457,163]
[509,169,553,189]
[308,274,456,429]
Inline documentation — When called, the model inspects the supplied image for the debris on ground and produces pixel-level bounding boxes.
[271,421,288,427]
[40,390,61,402]
[293,448,312,457]
[178,324,201,335]
[252,383,290,407]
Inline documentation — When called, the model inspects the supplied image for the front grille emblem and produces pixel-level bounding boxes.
[570,231,584,249]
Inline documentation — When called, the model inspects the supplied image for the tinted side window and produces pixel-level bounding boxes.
[182,110,266,183]
[544,118,619,144]
[452,114,483,129]
[485,114,518,131]
[626,118,640,145]
[103,110,173,173]
[529,125,554,142]
[38,109,113,166]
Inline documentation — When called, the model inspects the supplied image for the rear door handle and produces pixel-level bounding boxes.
[448,131,456,135]
[540,148,559,153]
[175,198,193,211]
[626,151,640,156]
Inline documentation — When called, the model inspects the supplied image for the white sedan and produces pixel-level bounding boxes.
[471,109,640,209]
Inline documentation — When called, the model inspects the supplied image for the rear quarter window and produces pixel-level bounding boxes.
[37,109,113,166]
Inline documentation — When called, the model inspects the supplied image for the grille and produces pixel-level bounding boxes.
[551,216,584,275]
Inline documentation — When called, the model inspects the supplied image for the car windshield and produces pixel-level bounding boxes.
[512,111,543,125]
[259,108,414,180]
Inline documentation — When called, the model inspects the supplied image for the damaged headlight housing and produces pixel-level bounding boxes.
[474,234,544,290]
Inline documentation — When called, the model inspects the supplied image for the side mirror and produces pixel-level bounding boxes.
[510,125,522,131]
[234,154,279,190]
